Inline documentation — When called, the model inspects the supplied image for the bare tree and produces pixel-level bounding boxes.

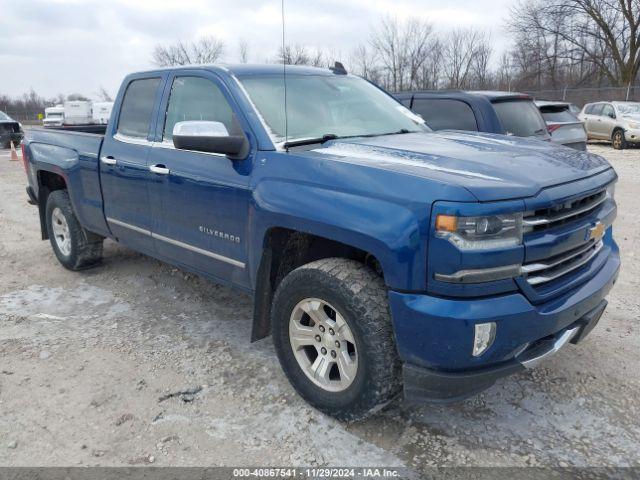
[152,36,226,66]
[471,33,493,89]
[238,38,250,63]
[275,44,311,65]
[308,48,327,67]
[496,52,515,91]
[96,86,113,102]
[509,0,640,88]
[349,44,382,83]
[417,39,444,90]
[442,28,485,89]
[370,15,436,91]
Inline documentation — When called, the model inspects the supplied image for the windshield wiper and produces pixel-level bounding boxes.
[284,134,338,149]
[283,129,416,149]
[359,128,413,138]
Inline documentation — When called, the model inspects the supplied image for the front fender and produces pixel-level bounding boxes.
[249,178,429,291]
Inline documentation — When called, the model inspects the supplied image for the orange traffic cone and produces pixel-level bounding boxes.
[10,141,19,161]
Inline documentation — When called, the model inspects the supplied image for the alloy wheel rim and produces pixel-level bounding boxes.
[51,207,71,256]
[289,298,358,392]
[614,132,622,148]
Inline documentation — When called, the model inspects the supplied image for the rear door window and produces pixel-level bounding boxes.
[411,99,478,131]
[492,100,547,137]
[591,104,604,116]
[117,78,161,138]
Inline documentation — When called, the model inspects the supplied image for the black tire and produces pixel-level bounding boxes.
[45,190,103,270]
[612,129,627,150]
[271,258,401,421]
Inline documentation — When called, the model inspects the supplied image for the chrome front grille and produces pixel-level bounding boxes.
[522,240,604,286]
[523,189,607,233]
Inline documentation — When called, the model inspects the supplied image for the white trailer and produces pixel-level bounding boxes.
[43,105,65,127]
[63,101,93,125]
[92,102,113,125]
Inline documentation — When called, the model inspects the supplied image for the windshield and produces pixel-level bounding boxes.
[0,111,11,121]
[47,112,63,118]
[493,100,548,137]
[617,103,640,115]
[238,74,427,144]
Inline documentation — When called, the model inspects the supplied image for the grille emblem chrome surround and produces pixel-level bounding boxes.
[586,222,605,242]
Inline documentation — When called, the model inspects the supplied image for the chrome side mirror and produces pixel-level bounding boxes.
[173,120,230,138]
[172,120,248,158]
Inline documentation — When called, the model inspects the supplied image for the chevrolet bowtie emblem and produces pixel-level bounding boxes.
[586,222,605,242]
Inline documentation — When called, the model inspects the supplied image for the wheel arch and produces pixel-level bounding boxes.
[251,227,386,342]
[37,169,69,240]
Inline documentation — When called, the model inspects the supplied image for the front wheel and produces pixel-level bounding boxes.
[271,258,401,421]
[45,190,103,270]
[612,129,627,150]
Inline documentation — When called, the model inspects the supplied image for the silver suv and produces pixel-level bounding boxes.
[579,101,640,149]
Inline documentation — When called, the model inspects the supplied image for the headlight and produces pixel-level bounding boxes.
[436,213,523,250]
[606,183,615,201]
[628,122,640,129]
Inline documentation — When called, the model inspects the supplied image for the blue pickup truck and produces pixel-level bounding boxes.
[23,64,620,421]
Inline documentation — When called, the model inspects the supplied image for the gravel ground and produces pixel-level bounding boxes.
[0,144,638,470]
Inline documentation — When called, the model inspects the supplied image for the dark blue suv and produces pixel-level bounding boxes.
[395,90,552,142]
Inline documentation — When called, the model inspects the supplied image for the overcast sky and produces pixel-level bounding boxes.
[1,0,513,99]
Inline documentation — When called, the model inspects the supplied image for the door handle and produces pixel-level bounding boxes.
[100,156,117,166]
[149,164,170,175]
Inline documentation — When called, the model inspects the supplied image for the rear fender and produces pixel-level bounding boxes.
[28,141,110,237]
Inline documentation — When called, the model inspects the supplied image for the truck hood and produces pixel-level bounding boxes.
[309,131,611,201]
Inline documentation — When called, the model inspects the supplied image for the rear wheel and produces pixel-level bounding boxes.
[271,258,401,421]
[45,190,103,270]
[612,129,626,150]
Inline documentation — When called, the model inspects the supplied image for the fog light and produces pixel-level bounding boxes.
[473,322,496,357]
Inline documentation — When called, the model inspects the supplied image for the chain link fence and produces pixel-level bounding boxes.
[524,86,639,107]
[1,110,44,125]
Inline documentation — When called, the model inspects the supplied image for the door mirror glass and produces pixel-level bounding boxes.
[172,120,247,157]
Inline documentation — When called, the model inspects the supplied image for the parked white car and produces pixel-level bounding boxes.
[536,101,587,151]
[579,101,640,149]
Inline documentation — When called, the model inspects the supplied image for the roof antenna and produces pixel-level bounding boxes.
[281,0,289,150]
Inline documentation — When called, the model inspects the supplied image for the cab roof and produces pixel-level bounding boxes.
[134,63,339,77]
[395,89,533,102]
